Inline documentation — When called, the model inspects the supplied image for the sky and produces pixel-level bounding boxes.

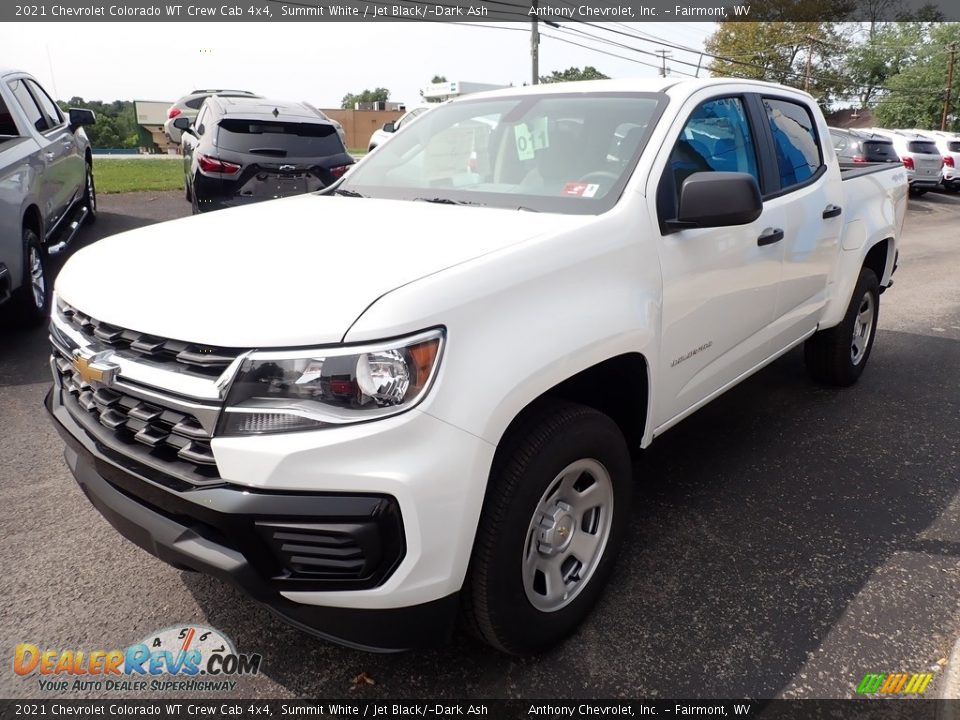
[0,21,715,108]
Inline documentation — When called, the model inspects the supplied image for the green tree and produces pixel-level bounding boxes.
[340,87,390,110]
[843,22,929,108]
[539,66,609,83]
[873,23,960,131]
[56,97,140,148]
[705,21,849,105]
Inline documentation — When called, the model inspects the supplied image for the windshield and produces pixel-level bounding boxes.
[340,92,666,214]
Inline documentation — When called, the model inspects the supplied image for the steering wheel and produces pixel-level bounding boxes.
[578,171,619,185]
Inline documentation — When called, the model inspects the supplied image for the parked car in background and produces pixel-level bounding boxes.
[868,128,942,195]
[828,127,899,165]
[0,67,95,327]
[368,105,433,151]
[164,89,259,144]
[904,129,960,192]
[176,96,354,213]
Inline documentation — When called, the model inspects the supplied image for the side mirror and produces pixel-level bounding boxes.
[68,108,96,131]
[172,116,193,132]
[383,121,396,133]
[669,172,762,229]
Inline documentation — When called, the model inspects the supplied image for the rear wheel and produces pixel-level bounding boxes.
[909,186,927,197]
[6,227,50,327]
[804,267,879,386]
[463,400,632,654]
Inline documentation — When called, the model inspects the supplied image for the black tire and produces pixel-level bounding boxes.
[83,160,97,224]
[909,186,927,197]
[463,400,632,655]
[804,267,880,387]
[7,226,50,328]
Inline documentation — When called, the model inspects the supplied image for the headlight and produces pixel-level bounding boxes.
[218,329,443,436]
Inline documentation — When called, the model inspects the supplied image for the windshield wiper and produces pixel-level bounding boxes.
[413,197,485,207]
[333,188,365,198]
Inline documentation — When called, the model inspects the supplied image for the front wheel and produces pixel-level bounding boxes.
[463,400,632,654]
[804,267,880,386]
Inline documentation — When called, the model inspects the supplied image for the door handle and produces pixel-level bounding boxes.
[757,227,784,246]
[822,204,842,219]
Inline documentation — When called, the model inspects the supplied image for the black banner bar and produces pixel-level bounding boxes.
[3,0,960,23]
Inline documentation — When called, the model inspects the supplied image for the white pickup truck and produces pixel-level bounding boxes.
[47,78,906,655]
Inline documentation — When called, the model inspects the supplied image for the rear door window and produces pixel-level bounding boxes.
[217,119,345,157]
[762,97,823,190]
[948,141,960,152]
[7,78,46,132]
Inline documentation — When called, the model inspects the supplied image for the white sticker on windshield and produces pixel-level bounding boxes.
[514,117,549,161]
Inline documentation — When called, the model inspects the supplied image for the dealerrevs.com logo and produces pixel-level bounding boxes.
[14,625,262,693]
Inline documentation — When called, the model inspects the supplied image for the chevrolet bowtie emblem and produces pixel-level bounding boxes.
[72,351,119,386]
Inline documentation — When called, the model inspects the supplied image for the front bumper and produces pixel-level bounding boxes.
[46,388,460,651]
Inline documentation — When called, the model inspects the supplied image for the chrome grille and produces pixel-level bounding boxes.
[52,347,222,485]
[56,298,241,377]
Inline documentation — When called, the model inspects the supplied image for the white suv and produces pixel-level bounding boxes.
[869,128,942,195]
[906,129,960,192]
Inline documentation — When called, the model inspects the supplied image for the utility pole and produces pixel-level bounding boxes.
[531,0,539,85]
[656,49,672,77]
[803,36,815,93]
[943,43,957,131]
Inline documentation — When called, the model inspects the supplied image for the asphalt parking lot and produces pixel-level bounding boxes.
[1,189,959,700]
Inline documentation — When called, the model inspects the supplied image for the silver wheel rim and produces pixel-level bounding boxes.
[522,458,614,613]
[851,290,875,366]
[29,245,45,309]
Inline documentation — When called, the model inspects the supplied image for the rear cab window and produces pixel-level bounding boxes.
[216,119,346,157]
[762,97,824,191]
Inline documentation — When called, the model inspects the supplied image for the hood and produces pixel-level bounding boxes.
[55,194,576,348]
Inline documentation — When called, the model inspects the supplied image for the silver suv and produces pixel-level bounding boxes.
[164,89,259,144]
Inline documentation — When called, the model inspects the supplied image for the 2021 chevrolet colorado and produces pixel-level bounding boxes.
[0,67,96,326]
[46,78,906,654]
